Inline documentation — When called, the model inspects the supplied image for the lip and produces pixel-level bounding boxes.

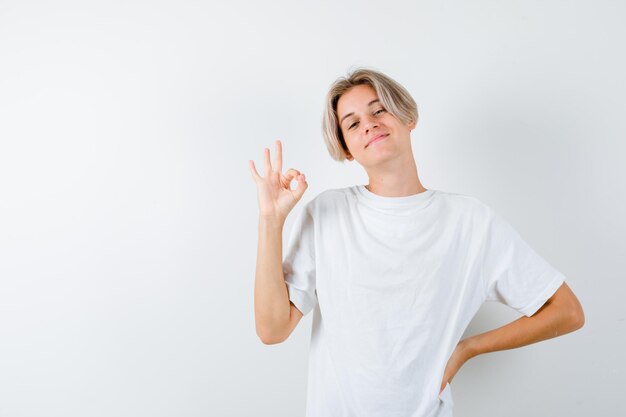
[366,134,388,148]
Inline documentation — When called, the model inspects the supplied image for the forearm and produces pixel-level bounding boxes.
[463,300,582,360]
[254,216,291,342]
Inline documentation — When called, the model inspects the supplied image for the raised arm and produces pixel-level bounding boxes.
[249,139,308,344]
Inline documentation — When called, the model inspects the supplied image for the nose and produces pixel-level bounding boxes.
[363,114,379,134]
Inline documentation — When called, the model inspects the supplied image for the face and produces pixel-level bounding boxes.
[336,84,415,165]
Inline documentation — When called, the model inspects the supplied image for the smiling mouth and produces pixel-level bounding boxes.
[366,134,388,148]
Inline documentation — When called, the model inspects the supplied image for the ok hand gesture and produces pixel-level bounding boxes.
[249,139,308,222]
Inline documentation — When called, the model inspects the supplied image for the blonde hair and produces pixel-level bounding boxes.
[322,67,418,162]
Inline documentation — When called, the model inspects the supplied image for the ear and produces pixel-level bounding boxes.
[408,119,417,131]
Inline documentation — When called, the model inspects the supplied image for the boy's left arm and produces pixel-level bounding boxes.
[440,282,584,392]
[465,281,584,357]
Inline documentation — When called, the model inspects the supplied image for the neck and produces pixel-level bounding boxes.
[364,151,427,197]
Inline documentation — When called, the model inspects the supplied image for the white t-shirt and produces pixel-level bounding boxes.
[282,185,566,417]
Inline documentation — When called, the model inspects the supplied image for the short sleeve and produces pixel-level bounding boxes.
[480,208,566,317]
[283,204,318,317]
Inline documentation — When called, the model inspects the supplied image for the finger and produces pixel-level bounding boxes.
[263,147,273,175]
[281,168,301,188]
[283,168,301,181]
[249,160,262,181]
[274,139,283,173]
[291,173,307,199]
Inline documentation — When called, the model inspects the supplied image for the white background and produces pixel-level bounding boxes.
[0,0,624,416]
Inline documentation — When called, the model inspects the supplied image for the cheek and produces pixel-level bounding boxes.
[345,132,360,148]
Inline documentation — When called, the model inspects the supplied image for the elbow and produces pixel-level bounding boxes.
[260,336,284,345]
[560,285,585,331]
[564,301,585,332]
[258,331,285,345]
[256,323,286,345]
[572,306,585,330]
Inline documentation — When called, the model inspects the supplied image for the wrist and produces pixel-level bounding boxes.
[259,215,285,228]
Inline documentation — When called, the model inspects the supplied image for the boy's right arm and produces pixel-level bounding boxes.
[249,139,308,345]
[254,216,303,345]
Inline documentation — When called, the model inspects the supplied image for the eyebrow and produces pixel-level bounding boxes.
[339,99,381,125]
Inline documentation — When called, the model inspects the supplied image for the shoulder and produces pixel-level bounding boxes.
[306,186,355,214]
[434,189,495,221]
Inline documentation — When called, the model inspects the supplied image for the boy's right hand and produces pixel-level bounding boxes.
[249,139,308,222]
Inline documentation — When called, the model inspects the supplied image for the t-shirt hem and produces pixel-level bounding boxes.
[286,282,316,316]
[518,272,566,317]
